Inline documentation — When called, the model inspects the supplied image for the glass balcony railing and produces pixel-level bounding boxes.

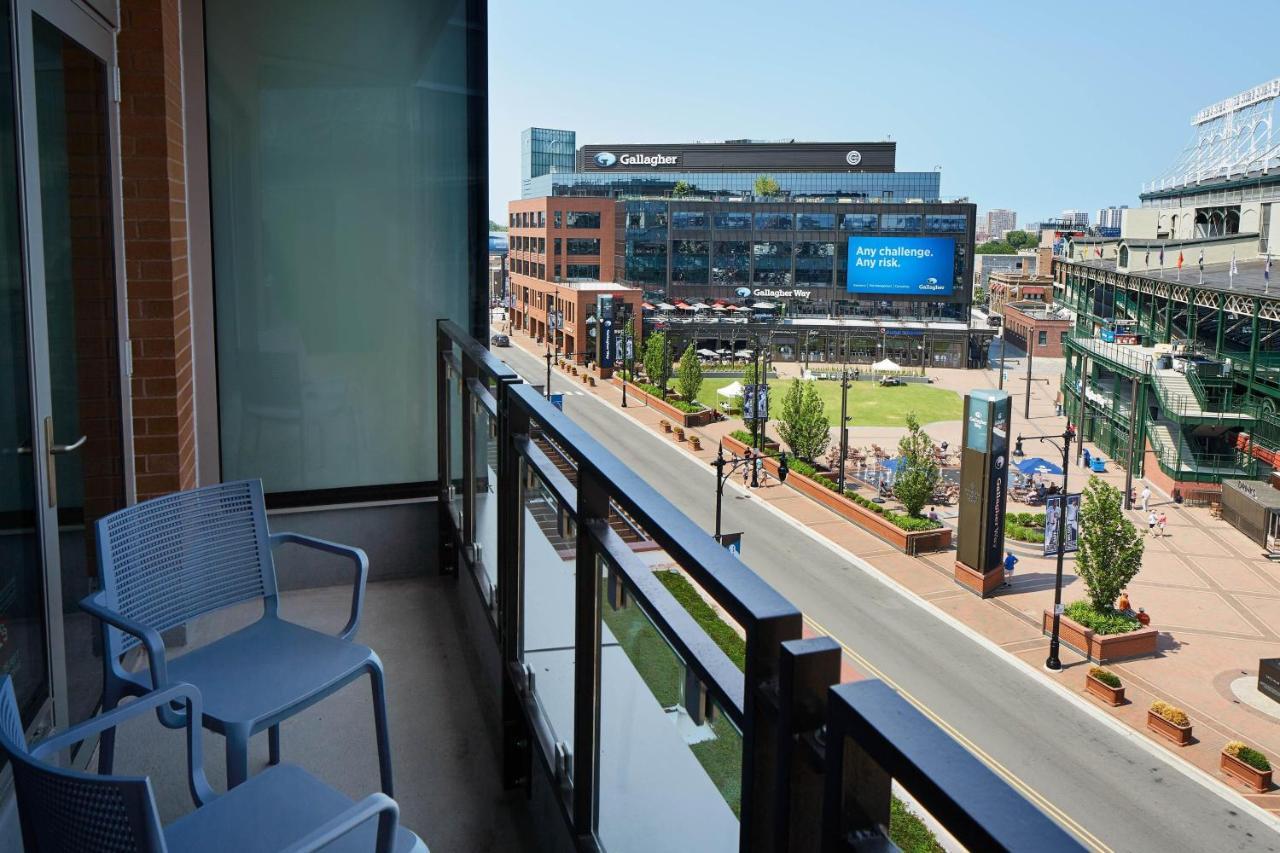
[436,319,1081,851]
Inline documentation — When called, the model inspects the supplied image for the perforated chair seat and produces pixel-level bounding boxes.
[119,618,379,731]
[164,763,426,853]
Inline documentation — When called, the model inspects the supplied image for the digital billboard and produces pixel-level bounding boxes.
[846,236,955,295]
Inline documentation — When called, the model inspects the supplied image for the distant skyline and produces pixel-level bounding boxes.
[488,0,1277,224]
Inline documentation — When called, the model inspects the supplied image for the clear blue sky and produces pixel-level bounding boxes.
[488,0,1277,226]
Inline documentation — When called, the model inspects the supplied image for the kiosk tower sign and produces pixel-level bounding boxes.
[955,389,1012,597]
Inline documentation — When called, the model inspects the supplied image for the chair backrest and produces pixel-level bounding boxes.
[97,480,277,654]
[0,679,167,852]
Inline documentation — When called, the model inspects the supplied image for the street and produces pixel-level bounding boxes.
[498,342,1280,853]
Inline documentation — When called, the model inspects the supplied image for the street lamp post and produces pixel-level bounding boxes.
[1024,341,1035,419]
[838,368,851,490]
[1015,423,1076,671]
[620,328,633,408]
[711,442,788,540]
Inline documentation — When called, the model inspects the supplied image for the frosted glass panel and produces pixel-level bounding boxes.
[206,0,474,491]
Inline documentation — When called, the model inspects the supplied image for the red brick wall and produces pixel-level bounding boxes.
[118,0,195,500]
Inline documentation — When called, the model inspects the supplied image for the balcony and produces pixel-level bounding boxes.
[105,320,1079,852]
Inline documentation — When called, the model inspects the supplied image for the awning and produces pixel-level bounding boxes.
[752,301,777,309]
[871,358,901,371]
[642,302,655,310]
[717,381,744,397]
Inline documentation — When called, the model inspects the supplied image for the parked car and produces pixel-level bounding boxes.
[491,334,510,347]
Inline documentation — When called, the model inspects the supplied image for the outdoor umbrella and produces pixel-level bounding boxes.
[697,348,718,358]
[688,302,710,310]
[881,458,902,473]
[656,302,676,311]
[752,301,777,309]
[1015,457,1063,475]
[717,381,744,398]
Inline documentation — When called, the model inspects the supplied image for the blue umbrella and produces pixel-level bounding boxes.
[1016,456,1063,475]
[881,457,902,473]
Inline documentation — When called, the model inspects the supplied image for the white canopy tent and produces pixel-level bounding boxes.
[717,381,744,398]
[696,348,718,358]
[655,302,676,311]
[871,358,901,372]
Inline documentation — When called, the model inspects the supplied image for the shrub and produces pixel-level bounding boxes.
[1150,700,1190,727]
[1005,522,1045,544]
[730,429,755,445]
[765,450,943,534]
[1064,600,1141,635]
[1089,666,1122,688]
[1225,741,1272,771]
[655,571,745,671]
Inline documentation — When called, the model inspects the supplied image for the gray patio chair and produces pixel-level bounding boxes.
[81,479,392,793]
[0,677,425,852]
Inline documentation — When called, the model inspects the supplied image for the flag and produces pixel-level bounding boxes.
[1159,246,1165,266]
[1145,247,1150,266]
[1198,249,1204,271]
[1230,251,1238,277]
[1096,244,1103,259]
[1177,250,1184,269]
[1267,255,1273,284]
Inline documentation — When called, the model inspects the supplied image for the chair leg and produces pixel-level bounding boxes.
[97,681,122,775]
[368,662,394,797]
[225,724,251,789]
[268,723,281,766]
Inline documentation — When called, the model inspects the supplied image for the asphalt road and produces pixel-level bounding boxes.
[498,343,1279,852]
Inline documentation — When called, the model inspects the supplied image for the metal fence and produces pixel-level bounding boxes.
[436,319,1079,852]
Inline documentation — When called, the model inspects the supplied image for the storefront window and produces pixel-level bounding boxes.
[796,212,835,230]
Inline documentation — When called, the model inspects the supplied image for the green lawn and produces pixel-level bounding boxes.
[696,376,963,427]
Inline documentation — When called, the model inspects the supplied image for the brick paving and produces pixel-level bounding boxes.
[507,328,1280,811]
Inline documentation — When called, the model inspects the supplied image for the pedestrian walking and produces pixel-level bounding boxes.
[742,450,753,487]
[1140,485,1151,512]
[1146,510,1157,536]
[1003,550,1018,587]
[1083,448,1092,469]
[1157,511,1168,537]
[755,455,767,485]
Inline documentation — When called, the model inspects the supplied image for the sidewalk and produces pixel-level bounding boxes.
[507,328,1280,813]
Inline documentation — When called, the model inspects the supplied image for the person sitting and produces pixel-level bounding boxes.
[927,506,941,523]
[1036,482,1047,499]
[1116,591,1132,614]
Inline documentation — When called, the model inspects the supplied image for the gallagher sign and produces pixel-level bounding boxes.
[846,236,955,296]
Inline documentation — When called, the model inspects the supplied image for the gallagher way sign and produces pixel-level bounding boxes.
[846,236,955,296]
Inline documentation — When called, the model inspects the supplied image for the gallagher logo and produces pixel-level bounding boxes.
[735,287,752,297]
[845,150,862,166]
[594,151,617,168]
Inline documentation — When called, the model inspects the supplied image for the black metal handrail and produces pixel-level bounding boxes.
[435,318,1084,853]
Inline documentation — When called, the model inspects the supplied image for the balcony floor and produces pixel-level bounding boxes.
[106,576,536,852]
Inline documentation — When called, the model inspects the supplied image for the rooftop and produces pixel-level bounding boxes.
[1066,256,1279,298]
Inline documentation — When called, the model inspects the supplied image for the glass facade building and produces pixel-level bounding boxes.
[524,169,941,202]
[521,127,576,197]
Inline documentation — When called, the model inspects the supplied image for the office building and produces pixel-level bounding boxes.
[986,208,1017,239]
[522,126,576,197]
[512,132,987,368]
[974,251,1039,296]
[1058,77,1280,495]
[1095,205,1128,232]
[1060,209,1090,227]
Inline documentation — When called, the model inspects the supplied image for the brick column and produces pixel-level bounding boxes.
[118,0,195,500]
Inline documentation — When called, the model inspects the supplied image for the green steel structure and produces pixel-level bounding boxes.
[1055,258,1280,486]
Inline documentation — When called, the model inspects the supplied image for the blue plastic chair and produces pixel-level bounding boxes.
[82,479,393,793]
[0,677,425,852]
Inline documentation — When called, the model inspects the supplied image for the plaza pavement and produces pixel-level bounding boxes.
[509,329,1280,813]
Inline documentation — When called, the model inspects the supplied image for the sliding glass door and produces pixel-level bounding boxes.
[2,0,128,750]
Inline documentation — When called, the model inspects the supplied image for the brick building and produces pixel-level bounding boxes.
[506,196,641,361]
[1001,303,1071,357]
[987,270,1053,318]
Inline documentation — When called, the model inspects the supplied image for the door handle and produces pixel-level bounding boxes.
[51,435,87,454]
[42,417,85,508]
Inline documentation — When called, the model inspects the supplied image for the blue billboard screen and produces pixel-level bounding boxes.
[846,236,955,295]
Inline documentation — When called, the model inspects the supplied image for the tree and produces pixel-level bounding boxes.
[975,240,1015,255]
[753,174,781,197]
[643,331,673,395]
[488,218,507,232]
[1075,475,1144,611]
[777,380,830,462]
[675,344,704,405]
[672,180,692,198]
[1005,229,1037,250]
[893,413,939,518]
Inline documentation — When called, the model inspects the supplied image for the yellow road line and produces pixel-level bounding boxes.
[804,613,1112,853]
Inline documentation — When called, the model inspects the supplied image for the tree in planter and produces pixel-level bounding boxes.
[675,344,704,406]
[777,380,830,462]
[753,174,781,197]
[893,412,939,518]
[671,180,693,198]
[643,331,673,395]
[1075,475,1144,612]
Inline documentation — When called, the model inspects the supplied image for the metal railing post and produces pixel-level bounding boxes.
[740,609,804,852]
[498,378,531,790]
[461,350,478,562]
[437,324,456,575]
[573,470,609,841]
[774,637,841,853]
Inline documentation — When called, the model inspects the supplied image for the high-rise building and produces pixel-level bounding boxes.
[1094,205,1128,231]
[985,208,1017,239]
[1060,209,1090,227]
[521,127,576,195]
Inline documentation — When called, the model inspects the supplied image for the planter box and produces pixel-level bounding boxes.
[1040,612,1159,663]
[721,434,951,555]
[1221,751,1273,793]
[1085,674,1125,707]
[1146,709,1193,746]
[610,378,715,427]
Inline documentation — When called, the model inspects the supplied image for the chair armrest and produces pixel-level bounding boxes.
[31,682,217,807]
[269,532,369,640]
[80,592,169,691]
[280,793,400,853]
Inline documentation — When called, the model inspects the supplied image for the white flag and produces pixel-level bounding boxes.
[1231,251,1238,277]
